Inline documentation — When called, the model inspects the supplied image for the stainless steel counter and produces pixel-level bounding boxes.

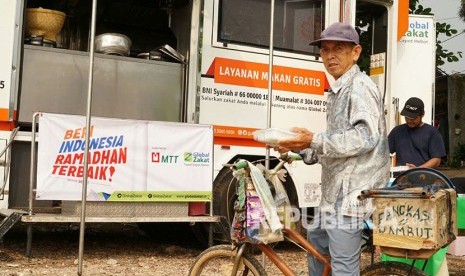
[19,45,184,123]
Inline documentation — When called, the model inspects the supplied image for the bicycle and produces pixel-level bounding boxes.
[188,154,442,276]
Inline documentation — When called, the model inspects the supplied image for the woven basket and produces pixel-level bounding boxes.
[26,8,66,42]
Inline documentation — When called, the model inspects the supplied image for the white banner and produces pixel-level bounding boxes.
[36,113,213,202]
[395,15,436,124]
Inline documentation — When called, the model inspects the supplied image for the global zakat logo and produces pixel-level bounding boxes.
[184,152,193,163]
[184,152,210,165]
[405,20,430,38]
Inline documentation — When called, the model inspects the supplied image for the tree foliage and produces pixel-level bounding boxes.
[411,0,463,66]
[460,0,465,22]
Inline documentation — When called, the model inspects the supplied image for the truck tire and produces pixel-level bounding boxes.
[212,157,301,243]
[212,166,237,243]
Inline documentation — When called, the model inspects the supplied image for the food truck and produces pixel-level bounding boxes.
[0,0,436,248]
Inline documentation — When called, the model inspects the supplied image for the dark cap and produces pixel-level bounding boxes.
[401,97,425,118]
[309,22,360,47]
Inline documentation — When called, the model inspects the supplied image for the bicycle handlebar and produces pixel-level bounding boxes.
[223,151,303,171]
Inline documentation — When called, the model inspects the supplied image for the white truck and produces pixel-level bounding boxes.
[0,0,435,250]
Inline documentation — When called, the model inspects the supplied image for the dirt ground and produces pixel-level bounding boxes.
[0,222,464,276]
[0,166,464,276]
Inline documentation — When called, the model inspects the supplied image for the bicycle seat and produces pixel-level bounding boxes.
[391,167,455,190]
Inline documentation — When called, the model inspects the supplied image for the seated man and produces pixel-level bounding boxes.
[388,97,446,169]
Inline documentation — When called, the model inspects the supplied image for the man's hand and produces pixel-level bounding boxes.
[406,163,416,169]
[276,127,313,152]
[272,145,290,154]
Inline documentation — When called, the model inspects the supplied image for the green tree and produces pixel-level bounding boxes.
[411,0,463,66]
[460,0,465,22]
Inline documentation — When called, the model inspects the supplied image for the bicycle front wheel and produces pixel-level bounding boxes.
[361,261,427,276]
[188,244,267,276]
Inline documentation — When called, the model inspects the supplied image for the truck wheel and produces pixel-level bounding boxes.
[212,166,237,243]
[212,157,301,243]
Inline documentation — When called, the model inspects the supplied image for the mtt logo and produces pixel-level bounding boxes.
[151,152,179,163]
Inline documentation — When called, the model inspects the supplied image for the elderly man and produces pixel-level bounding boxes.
[275,22,390,275]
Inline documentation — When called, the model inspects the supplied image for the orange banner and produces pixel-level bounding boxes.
[213,125,265,147]
[397,0,409,41]
[213,125,257,139]
[0,108,16,130]
[206,57,326,95]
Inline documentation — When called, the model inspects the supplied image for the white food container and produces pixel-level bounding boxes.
[253,128,297,146]
[390,166,410,173]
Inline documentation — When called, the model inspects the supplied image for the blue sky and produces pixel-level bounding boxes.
[422,0,465,74]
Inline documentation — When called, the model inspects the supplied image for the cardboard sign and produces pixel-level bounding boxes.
[372,189,458,259]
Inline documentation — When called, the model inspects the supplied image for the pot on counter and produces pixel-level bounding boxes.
[95,33,132,56]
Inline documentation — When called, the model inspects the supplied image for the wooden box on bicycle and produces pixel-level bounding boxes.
[371,188,458,259]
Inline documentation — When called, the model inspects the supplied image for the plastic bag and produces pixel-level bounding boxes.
[255,163,296,230]
[246,161,283,243]
[230,171,247,243]
[270,171,296,230]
